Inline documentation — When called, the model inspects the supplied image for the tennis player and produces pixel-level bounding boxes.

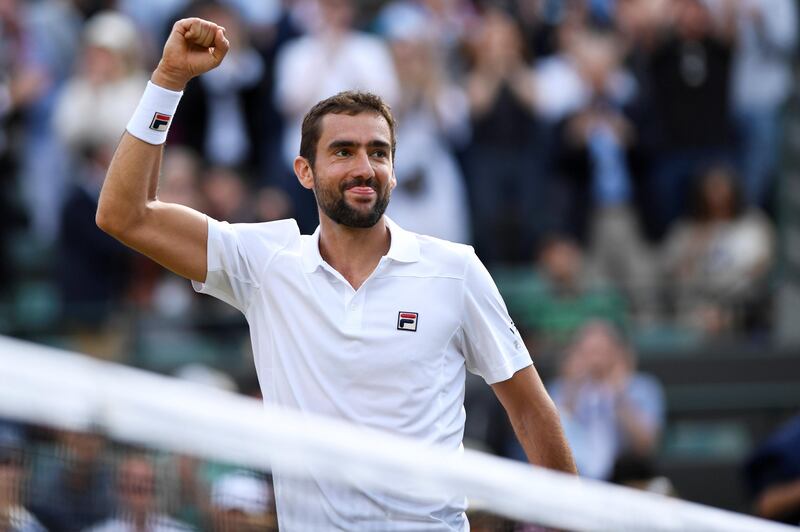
[97,17,577,530]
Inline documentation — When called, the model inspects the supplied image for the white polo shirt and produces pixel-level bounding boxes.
[193,216,532,531]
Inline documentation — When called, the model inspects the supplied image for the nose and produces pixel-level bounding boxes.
[350,149,375,179]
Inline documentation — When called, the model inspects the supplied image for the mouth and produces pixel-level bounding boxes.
[342,179,378,201]
[345,186,376,197]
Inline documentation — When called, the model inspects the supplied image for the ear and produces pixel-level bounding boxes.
[389,168,397,191]
[294,156,314,190]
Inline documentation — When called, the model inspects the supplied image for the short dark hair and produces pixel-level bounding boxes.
[299,91,396,167]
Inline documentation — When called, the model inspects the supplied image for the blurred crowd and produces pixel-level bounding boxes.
[0,422,278,531]
[0,0,796,362]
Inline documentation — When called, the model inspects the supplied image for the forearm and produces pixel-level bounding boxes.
[511,396,578,475]
[755,479,800,519]
[97,66,185,236]
[96,132,163,236]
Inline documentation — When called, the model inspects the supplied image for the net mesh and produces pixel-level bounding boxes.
[0,336,793,532]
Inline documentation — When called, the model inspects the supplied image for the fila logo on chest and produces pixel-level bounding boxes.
[397,311,419,332]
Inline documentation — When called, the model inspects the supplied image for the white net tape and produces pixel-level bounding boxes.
[0,335,793,532]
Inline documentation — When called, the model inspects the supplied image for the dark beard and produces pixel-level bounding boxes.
[313,174,391,228]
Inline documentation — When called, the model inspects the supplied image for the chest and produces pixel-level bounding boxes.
[259,265,464,382]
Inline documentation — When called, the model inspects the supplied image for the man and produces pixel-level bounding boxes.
[96,18,576,530]
[0,426,46,532]
[84,453,193,532]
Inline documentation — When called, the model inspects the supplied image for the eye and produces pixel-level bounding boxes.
[335,149,351,157]
[371,149,388,158]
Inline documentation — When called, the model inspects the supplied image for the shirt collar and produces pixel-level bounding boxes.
[301,216,420,273]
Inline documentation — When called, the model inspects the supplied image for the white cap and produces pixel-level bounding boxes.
[83,11,138,54]
[211,471,271,514]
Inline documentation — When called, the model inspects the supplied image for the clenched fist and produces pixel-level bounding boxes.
[152,18,230,91]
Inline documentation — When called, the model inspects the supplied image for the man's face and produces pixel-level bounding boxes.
[118,458,156,515]
[309,112,395,228]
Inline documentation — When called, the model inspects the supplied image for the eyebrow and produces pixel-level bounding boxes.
[327,139,391,151]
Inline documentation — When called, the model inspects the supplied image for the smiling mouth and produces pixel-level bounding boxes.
[346,186,376,196]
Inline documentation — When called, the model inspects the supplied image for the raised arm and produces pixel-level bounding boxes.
[492,365,578,475]
[95,18,230,282]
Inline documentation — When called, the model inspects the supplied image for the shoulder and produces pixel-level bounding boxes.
[413,232,476,280]
[206,218,301,270]
[213,218,301,245]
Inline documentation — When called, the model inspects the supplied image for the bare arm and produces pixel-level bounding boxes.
[95,18,230,282]
[491,365,578,474]
[755,479,800,520]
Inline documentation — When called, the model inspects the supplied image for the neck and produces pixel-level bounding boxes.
[318,214,391,290]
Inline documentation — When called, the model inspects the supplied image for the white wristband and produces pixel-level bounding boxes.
[126,81,183,145]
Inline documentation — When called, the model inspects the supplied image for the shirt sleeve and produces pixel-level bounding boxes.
[460,250,533,384]
[191,217,299,313]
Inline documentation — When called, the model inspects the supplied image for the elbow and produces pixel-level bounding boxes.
[95,205,115,235]
[96,201,143,239]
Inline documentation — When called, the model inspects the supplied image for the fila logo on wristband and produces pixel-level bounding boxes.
[149,112,172,132]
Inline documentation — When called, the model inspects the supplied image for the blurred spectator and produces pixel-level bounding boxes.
[158,148,207,212]
[210,471,275,532]
[730,0,797,208]
[513,235,626,349]
[254,186,293,223]
[542,321,665,480]
[0,425,46,532]
[463,6,543,263]
[0,0,50,165]
[532,5,630,125]
[375,0,476,69]
[550,27,658,322]
[201,166,253,224]
[380,3,471,243]
[274,0,399,231]
[85,453,193,532]
[53,11,146,152]
[745,414,800,524]
[379,1,470,147]
[118,0,189,48]
[661,164,775,336]
[510,0,568,59]
[0,0,67,283]
[171,1,269,172]
[49,10,146,260]
[29,430,113,532]
[161,455,208,531]
[57,142,132,358]
[643,0,737,238]
[6,0,81,245]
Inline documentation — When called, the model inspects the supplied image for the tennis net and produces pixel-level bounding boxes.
[0,335,793,531]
